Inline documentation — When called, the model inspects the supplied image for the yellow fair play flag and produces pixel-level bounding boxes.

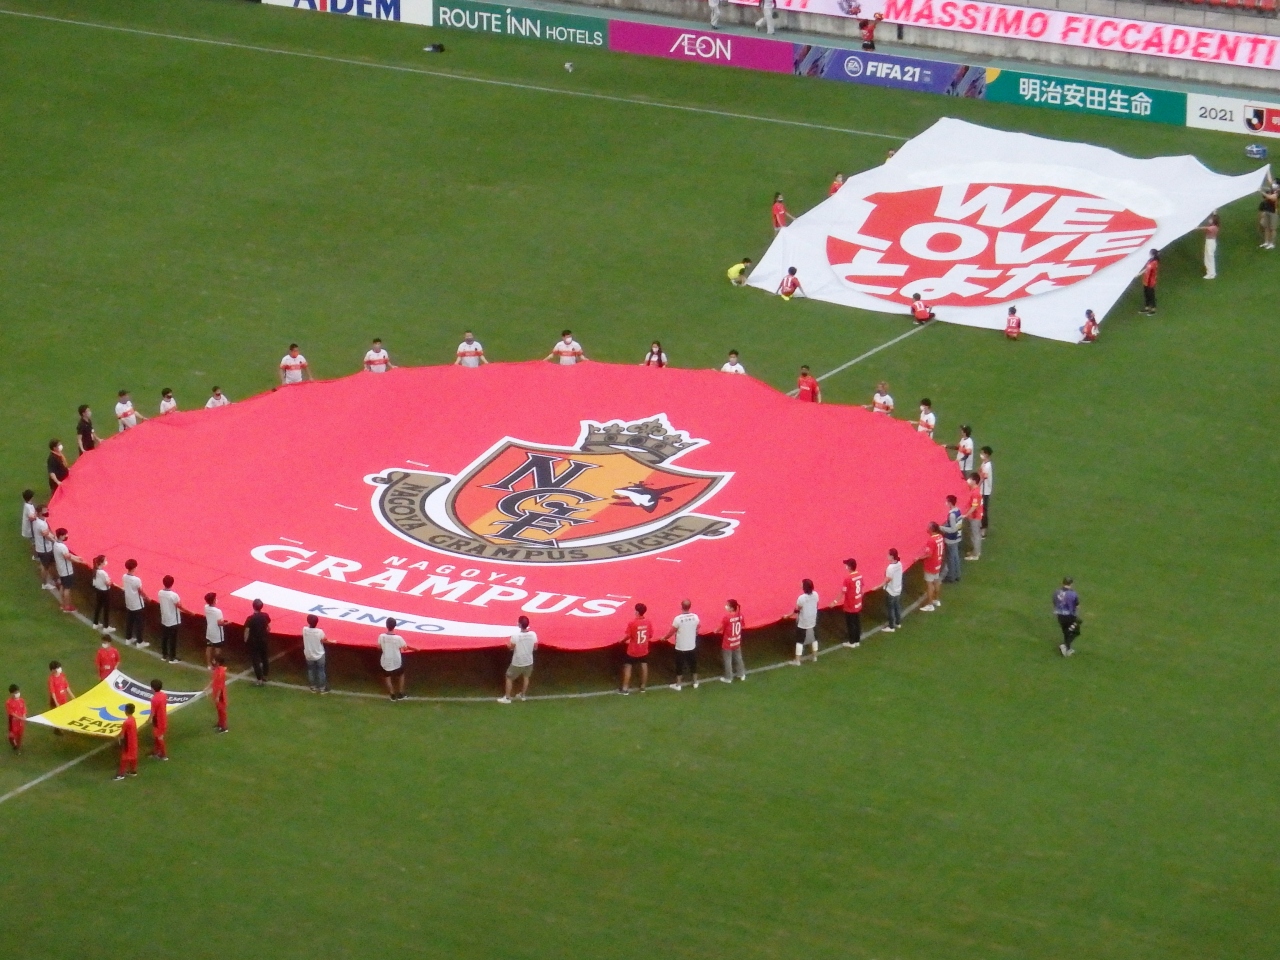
[30,670,203,738]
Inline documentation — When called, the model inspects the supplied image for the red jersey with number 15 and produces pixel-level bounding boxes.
[625,618,654,658]
[720,612,744,649]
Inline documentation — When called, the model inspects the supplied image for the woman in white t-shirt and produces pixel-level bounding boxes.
[791,578,820,665]
[378,618,409,701]
[499,615,538,704]
[642,341,667,368]
[883,549,904,633]
[302,613,329,694]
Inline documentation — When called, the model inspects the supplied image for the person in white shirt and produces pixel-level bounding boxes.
[868,381,894,415]
[203,591,227,667]
[205,386,230,409]
[545,330,586,365]
[378,618,409,701]
[31,506,56,589]
[51,529,83,613]
[159,389,178,415]
[157,575,181,663]
[91,555,115,634]
[122,559,149,648]
[115,390,144,432]
[662,599,701,690]
[947,424,974,473]
[302,613,329,693]
[791,578,820,665]
[642,341,667,368]
[364,338,394,373]
[916,398,936,439]
[455,332,488,367]
[499,615,538,703]
[20,489,36,557]
[720,350,746,374]
[279,344,311,385]
[979,446,994,535]
[883,549,904,632]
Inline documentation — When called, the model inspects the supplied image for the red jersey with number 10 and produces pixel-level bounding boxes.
[625,618,654,658]
[720,612,744,649]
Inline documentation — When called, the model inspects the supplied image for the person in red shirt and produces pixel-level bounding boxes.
[921,522,946,611]
[720,599,746,682]
[832,558,863,647]
[95,638,120,680]
[47,661,72,709]
[860,13,884,49]
[829,173,844,196]
[796,365,821,403]
[149,679,169,760]
[209,654,228,733]
[964,472,985,560]
[771,193,793,233]
[7,684,25,753]
[1080,309,1099,342]
[777,267,804,301]
[1140,248,1159,314]
[910,293,935,324]
[114,702,138,780]
[620,603,654,695]
[1004,306,1022,339]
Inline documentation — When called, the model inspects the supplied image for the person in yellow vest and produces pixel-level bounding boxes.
[727,258,752,285]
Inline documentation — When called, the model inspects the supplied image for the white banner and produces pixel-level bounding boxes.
[740,0,1280,72]
[1187,94,1280,139]
[749,119,1267,342]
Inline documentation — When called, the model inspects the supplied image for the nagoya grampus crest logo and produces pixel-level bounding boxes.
[367,416,736,565]
[826,183,1157,308]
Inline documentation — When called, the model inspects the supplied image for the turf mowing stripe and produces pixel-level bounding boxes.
[0,8,907,142]
[787,320,934,396]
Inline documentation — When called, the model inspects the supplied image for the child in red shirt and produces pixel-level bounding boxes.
[859,13,883,50]
[777,267,804,300]
[620,603,654,695]
[1004,306,1022,339]
[114,703,138,780]
[7,684,25,753]
[720,600,746,682]
[796,366,821,403]
[1140,249,1159,314]
[922,522,946,611]
[210,655,228,733]
[771,193,793,232]
[149,679,169,760]
[1081,309,1099,342]
[47,661,72,709]
[910,293,935,323]
[834,559,864,647]
[96,638,120,680]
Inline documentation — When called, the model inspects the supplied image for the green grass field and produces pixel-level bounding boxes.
[1,1,1278,957]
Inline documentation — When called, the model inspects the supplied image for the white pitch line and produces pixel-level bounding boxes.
[0,8,908,143]
[788,322,934,396]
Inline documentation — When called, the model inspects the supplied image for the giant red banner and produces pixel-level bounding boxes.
[52,365,964,651]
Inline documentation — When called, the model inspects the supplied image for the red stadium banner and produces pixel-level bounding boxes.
[53,365,964,651]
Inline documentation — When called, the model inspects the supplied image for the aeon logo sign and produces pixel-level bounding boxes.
[843,55,865,77]
[668,33,734,60]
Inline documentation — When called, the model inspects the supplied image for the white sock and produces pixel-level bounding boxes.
[794,643,803,658]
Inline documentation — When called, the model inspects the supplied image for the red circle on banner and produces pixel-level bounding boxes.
[826,183,1157,308]
[52,364,966,651]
